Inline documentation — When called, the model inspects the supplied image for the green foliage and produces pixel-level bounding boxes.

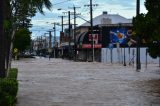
[0,91,14,106]
[14,28,31,52]
[145,0,160,18]
[0,68,18,106]
[133,14,158,42]
[148,42,160,58]
[3,20,12,30]
[30,0,52,14]
[0,79,18,98]
[133,0,160,58]
[145,0,160,41]
[7,68,18,79]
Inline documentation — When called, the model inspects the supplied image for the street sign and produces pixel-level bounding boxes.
[127,41,132,46]
[109,43,113,49]
[14,48,18,53]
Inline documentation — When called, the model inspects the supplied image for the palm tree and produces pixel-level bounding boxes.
[30,0,52,14]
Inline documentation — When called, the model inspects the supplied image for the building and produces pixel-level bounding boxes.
[75,11,133,61]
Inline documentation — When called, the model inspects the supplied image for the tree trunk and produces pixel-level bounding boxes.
[7,29,16,71]
[4,0,12,72]
[0,0,6,78]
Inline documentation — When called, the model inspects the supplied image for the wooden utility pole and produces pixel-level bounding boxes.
[85,1,98,62]
[69,6,80,61]
[136,0,141,70]
[68,11,71,56]
[58,16,66,32]
[90,0,94,62]
[53,22,59,58]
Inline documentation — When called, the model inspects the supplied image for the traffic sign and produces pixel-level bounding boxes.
[14,48,18,53]
[109,43,113,49]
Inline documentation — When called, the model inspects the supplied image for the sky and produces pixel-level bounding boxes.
[30,0,147,38]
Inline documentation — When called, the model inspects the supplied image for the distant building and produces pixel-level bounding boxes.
[74,11,133,61]
[81,11,132,26]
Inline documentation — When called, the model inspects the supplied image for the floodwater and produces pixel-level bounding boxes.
[12,58,160,106]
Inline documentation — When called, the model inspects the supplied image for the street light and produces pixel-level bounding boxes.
[52,22,60,58]
[58,8,72,59]
[58,7,80,61]
[47,30,53,60]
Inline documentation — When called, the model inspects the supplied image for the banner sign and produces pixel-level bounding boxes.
[110,28,128,44]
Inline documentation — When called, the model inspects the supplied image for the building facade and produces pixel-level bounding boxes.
[74,11,133,61]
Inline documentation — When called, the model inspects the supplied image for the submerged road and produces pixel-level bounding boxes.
[12,58,160,106]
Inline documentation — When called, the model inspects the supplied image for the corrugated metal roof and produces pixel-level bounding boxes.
[80,13,132,26]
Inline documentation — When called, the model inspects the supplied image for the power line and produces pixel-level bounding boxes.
[53,0,72,5]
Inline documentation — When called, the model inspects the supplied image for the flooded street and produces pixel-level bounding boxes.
[12,58,160,106]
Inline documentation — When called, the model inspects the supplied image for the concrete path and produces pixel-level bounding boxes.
[12,58,160,106]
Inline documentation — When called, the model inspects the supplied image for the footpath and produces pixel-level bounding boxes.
[12,58,160,106]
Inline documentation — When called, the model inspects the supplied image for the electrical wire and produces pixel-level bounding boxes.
[53,0,72,5]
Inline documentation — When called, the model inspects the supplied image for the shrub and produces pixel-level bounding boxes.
[0,79,18,97]
[7,68,18,79]
[0,68,18,106]
[0,91,15,106]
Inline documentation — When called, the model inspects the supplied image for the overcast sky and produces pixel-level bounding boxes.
[31,0,147,38]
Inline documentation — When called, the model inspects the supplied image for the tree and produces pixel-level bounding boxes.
[148,41,160,58]
[0,0,5,78]
[13,28,31,52]
[133,0,160,58]
[0,0,53,77]
[6,0,53,70]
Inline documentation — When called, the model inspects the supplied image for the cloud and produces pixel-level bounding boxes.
[31,0,147,37]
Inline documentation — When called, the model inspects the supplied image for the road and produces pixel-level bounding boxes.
[12,57,160,106]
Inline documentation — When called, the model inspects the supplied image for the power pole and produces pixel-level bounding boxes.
[53,23,58,58]
[69,6,80,61]
[63,11,71,58]
[54,23,56,58]
[136,0,141,70]
[44,34,47,49]
[58,15,66,58]
[90,0,94,62]
[54,23,56,47]
[58,16,66,32]
[68,11,71,57]
[0,0,5,77]
[85,1,98,62]
[63,9,80,59]
[48,31,52,60]
[74,7,80,61]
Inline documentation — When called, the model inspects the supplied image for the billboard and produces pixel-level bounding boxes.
[109,28,133,45]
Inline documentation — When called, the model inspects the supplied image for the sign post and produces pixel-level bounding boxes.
[109,43,113,64]
[48,48,52,60]
[14,48,18,60]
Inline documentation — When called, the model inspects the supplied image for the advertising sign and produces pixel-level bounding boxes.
[110,28,129,44]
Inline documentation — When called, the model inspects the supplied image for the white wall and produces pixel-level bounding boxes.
[101,47,159,64]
